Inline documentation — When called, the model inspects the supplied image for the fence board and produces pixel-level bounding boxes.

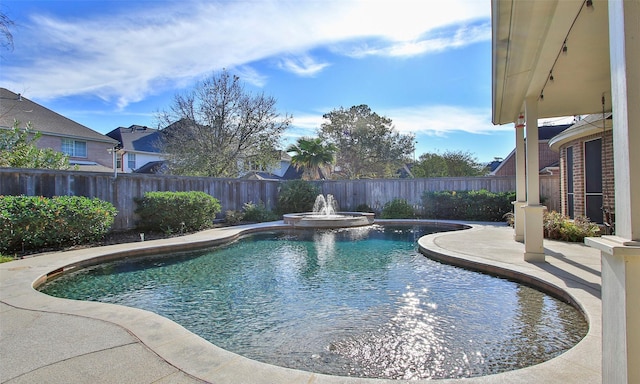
[1,168,529,230]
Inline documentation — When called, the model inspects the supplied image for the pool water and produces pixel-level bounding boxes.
[40,225,588,380]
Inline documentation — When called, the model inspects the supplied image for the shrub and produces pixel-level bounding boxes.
[380,199,415,219]
[421,190,516,221]
[543,211,600,242]
[224,210,244,225]
[275,180,320,214]
[135,191,221,234]
[0,195,117,254]
[242,201,279,222]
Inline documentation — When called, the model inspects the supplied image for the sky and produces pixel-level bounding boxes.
[0,0,571,163]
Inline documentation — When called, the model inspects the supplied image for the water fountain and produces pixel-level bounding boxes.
[282,194,374,228]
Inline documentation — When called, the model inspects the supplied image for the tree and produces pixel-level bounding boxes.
[286,137,336,180]
[412,152,448,178]
[413,150,486,177]
[319,105,415,179]
[1,11,14,51]
[157,70,291,177]
[0,120,73,170]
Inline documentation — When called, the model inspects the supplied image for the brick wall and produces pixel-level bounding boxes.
[36,134,115,168]
[560,130,614,223]
[538,140,560,168]
[493,140,560,176]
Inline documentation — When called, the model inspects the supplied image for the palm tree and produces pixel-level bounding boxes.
[286,137,336,180]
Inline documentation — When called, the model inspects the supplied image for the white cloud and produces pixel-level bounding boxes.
[289,112,325,132]
[288,104,509,138]
[382,105,511,136]
[2,0,490,108]
[278,55,330,77]
[232,66,269,88]
[337,22,492,58]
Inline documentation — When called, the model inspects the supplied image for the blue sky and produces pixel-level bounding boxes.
[0,0,567,163]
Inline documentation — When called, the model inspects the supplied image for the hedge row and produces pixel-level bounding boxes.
[0,195,117,253]
[421,190,516,221]
[134,191,221,234]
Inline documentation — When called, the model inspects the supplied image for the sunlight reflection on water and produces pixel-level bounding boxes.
[40,225,588,380]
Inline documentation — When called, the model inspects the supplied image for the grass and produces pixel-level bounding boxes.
[0,254,16,263]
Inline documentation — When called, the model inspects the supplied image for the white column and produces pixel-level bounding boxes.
[513,114,526,242]
[586,1,640,383]
[523,97,545,262]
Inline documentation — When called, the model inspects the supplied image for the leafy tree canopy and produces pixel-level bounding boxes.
[286,137,336,180]
[319,105,414,179]
[157,70,292,177]
[413,150,487,177]
[0,120,73,170]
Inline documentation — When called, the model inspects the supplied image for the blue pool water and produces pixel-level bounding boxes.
[40,225,588,380]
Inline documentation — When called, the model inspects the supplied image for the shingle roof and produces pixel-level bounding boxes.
[134,160,167,174]
[538,123,572,140]
[106,125,162,153]
[0,88,118,145]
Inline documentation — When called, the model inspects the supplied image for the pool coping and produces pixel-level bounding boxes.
[0,220,601,383]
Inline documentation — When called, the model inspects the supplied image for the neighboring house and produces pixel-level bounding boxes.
[492,123,572,176]
[549,113,613,226]
[241,151,303,180]
[0,88,118,172]
[486,159,503,173]
[491,123,572,211]
[106,125,166,173]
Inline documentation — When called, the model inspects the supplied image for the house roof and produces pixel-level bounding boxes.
[538,123,573,140]
[134,160,167,174]
[106,125,162,153]
[70,161,115,173]
[490,123,571,175]
[0,88,118,145]
[486,159,503,173]
[549,113,613,151]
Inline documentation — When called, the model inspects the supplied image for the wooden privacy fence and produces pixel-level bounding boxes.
[314,177,518,214]
[0,169,279,230]
[1,168,530,230]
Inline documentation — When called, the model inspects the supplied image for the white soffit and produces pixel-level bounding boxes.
[492,0,612,125]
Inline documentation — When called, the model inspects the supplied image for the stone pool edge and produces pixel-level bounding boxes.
[0,220,601,384]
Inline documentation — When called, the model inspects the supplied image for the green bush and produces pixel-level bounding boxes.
[380,199,416,219]
[135,191,221,234]
[0,195,117,254]
[543,211,600,242]
[242,201,279,222]
[224,210,244,225]
[275,180,320,214]
[421,190,516,221]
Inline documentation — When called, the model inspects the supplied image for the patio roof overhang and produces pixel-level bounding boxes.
[493,1,640,381]
[492,0,612,125]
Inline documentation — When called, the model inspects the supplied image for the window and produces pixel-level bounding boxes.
[566,146,574,218]
[116,154,122,170]
[584,139,603,224]
[127,153,136,170]
[61,139,87,158]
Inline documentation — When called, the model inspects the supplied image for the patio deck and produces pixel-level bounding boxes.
[0,221,601,383]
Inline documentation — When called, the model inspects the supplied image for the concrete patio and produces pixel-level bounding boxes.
[0,221,601,383]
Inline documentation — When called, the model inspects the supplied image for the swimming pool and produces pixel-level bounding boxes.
[40,224,588,380]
